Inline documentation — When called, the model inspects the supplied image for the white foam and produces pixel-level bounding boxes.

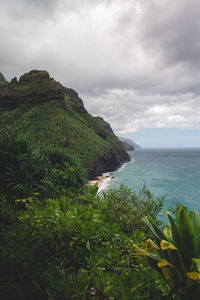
[98,173,112,192]
[117,157,135,172]
[97,158,135,192]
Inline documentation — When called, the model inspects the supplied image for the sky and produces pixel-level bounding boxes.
[1,0,200,147]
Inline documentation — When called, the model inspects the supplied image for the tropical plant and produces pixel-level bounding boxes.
[0,128,87,200]
[0,183,165,300]
[132,205,200,299]
[101,184,163,235]
[0,127,52,198]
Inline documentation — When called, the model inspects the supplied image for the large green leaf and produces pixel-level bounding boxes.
[163,224,173,243]
[143,216,166,246]
[189,210,200,257]
[176,206,195,269]
[157,259,183,290]
[167,213,181,250]
[189,210,200,231]
[160,240,183,277]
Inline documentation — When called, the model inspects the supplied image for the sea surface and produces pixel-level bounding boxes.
[108,148,200,215]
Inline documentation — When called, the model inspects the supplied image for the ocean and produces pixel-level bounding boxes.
[107,148,200,215]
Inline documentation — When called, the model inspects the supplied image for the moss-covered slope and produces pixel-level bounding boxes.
[0,70,129,177]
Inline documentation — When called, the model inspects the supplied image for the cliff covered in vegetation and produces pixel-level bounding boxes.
[0,70,129,177]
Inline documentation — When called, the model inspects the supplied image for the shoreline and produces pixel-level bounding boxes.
[87,172,113,192]
[87,157,135,192]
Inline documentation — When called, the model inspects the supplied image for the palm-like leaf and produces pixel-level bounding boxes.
[132,206,200,299]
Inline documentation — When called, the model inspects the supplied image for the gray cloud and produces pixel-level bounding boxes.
[138,0,200,68]
[1,0,200,133]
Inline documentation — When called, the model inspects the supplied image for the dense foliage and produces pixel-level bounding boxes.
[0,128,166,299]
[133,206,200,299]
[0,70,128,177]
[0,127,87,199]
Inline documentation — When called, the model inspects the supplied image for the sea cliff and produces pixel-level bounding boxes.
[0,70,130,178]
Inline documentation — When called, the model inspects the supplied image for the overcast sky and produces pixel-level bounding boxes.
[1,0,200,147]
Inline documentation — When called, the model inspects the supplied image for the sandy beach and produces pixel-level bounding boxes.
[88,172,112,192]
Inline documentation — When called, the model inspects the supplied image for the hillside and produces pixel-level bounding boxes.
[0,70,129,178]
[120,140,135,151]
[118,136,141,149]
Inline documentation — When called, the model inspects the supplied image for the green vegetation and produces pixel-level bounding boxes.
[0,70,129,177]
[1,71,199,299]
[133,206,200,299]
[0,128,167,299]
[0,99,125,173]
[0,127,87,200]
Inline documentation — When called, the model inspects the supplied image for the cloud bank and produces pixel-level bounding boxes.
[1,0,200,133]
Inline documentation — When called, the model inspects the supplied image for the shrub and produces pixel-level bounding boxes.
[0,128,87,201]
[101,184,163,235]
[0,185,165,299]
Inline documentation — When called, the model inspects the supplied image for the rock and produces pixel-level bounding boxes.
[87,148,130,179]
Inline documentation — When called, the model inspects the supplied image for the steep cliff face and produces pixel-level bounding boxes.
[0,70,129,178]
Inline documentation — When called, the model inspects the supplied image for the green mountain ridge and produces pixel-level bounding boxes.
[0,70,129,178]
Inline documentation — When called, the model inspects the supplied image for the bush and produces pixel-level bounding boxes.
[0,129,167,299]
[0,128,87,201]
[0,185,165,299]
[101,184,163,235]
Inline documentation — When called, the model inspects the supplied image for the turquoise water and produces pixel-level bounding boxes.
[109,148,200,213]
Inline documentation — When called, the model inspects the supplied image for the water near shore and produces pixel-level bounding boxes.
[108,148,200,214]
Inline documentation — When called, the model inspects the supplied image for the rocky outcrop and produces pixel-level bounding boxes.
[0,70,65,109]
[88,148,130,179]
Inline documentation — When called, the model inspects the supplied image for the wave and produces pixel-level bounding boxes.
[98,158,135,192]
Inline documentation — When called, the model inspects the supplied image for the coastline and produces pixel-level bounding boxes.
[88,156,135,192]
[87,172,112,192]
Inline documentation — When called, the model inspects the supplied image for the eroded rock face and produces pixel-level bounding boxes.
[87,148,130,179]
[0,70,65,109]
